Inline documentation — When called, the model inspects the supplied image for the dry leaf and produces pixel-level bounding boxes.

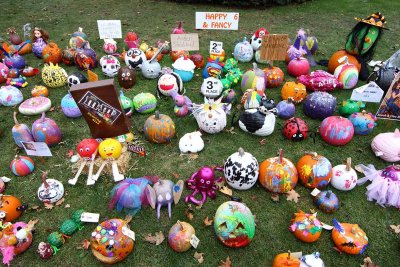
[66,150,74,158]
[172,172,180,179]
[225,127,237,135]
[65,204,71,208]
[390,225,400,234]
[44,203,54,210]
[31,205,41,211]
[259,139,267,145]
[219,186,232,196]
[286,190,300,203]
[215,180,225,190]
[194,252,204,264]
[250,195,257,201]
[195,202,203,210]
[271,193,280,202]
[310,208,317,214]
[144,231,165,245]
[80,239,90,250]
[55,198,65,206]
[185,206,194,221]
[203,216,213,226]
[188,153,199,161]
[219,256,232,267]
[361,256,378,267]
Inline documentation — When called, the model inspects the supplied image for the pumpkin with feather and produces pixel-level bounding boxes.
[331,219,368,255]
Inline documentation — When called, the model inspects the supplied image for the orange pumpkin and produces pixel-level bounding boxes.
[42,42,62,64]
[297,152,332,189]
[121,49,127,62]
[0,195,25,222]
[144,111,175,144]
[328,50,361,74]
[289,211,322,243]
[210,48,225,61]
[171,50,189,62]
[31,85,48,97]
[61,48,76,65]
[259,149,298,193]
[264,64,284,88]
[332,219,368,255]
[272,252,300,267]
[146,46,163,61]
[9,42,32,55]
[281,81,307,104]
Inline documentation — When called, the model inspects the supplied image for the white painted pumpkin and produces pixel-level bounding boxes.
[100,55,120,77]
[37,174,64,203]
[331,159,358,191]
[201,77,223,99]
[224,148,259,190]
[179,131,204,153]
[192,98,231,134]
[0,85,23,106]
[18,96,52,115]
[239,106,276,136]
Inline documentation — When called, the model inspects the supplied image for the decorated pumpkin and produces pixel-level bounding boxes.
[250,28,268,50]
[18,96,51,116]
[239,106,276,136]
[289,211,322,243]
[74,42,98,70]
[190,52,205,69]
[124,32,139,49]
[145,46,162,61]
[1,49,26,69]
[319,116,354,146]
[98,139,122,160]
[272,252,301,267]
[281,82,307,104]
[282,117,308,141]
[157,67,184,97]
[331,219,368,255]
[241,63,266,94]
[259,149,298,193]
[103,38,117,54]
[42,42,62,64]
[371,128,400,162]
[333,56,359,89]
[276,99,296,119]
[202,57,224,79]
[331,158,358,191]
[224,148,259,190]
[10,155,35,176]
[313,190,339,213]
[61,48,76,65]
[144,111,175,144]
[31,85,48,97]
[297,152,332,189]
[168,221,195,252]
[297,70,343,91]
[119,91,133,117]
[32,112,62,146]
[339,99,364,117]
[69,27,88,49]
[214,201,255,248]
[179,131,204,154]
[91,219,134,264]
[210,48,225,62]
[12,112,34,148]
[288,57,310,77]
[67,72,88,89]
[172,21,186,34]
[100,55,121,78]
[192,99,231,134]
[264,65,284,88]
[133,92,157,114]
[0,63,9,83]
[201,77,223,99]
[0,195,26,222]
[77,139,99,159]
[303,92,336,120]
[37,172,64,204]
[41,63,67,88]
[172,56,196,82]
[348,111,377,135]
[61,93,81,118]
[241,89,262,109]
[0,85,23,106]
[328,50,361,74]
[170,50,189,62]
[233,37,253,62]
[118,66,136,89]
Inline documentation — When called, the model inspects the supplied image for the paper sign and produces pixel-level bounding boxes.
[0,177,11,183]
[291,252,303,259]
[122,226,136,241]
[21,142,52,157]
[170,33,199,51]
[210,41,223,54]
[80,212,100,223]
[196,12,239,30]
[190,234,200,248]
[259,34,289,61]
[87,70,99,82]
[97,20,122,39]
[376,73,400,121]
[350,82,384,103]
[310,188,321,197]
[321,222,334,230]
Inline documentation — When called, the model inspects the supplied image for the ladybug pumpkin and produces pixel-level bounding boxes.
[282,117,308,141]
[0,195,27,222]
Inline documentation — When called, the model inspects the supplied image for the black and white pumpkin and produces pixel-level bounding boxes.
[224,148,259,190]
[239,106,276,136]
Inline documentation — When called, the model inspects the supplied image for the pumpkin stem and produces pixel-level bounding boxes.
[305,151,318,158]
[238,147,245,157]
[346,158,352,171]
[13,111,19,125]
[287,250,291,259]
[155,110,160,120]
[177,21,182,29]
[325,190,332,198]
[338,56,349,65]
[42,171,49,188]
[361,110,366,115]
[278,149,283,164]
[41,112,46,122]
[178,220,184,231]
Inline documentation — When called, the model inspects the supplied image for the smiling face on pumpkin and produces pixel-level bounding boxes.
[98,139,122,160]
[157,73,181,96]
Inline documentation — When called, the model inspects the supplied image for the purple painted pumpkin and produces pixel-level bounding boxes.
[74,42,98,70]
[32,112,62,146]
[303,92,336,120]
[12,112,34,148]
[61,93,82,118]
[276,99,295,119]
[2,52,26,69]
[0,85,23,106]
[319,116,354,146]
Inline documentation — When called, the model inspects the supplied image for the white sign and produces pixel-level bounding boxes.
[21,141,52,157]
[170,33,199,51]
[190,234,200,248]
[210,41,223,54]
[122,226,136,241]
[97,20,122,39]
[196,12,239,30]
[80,212,100,223]
[350,82,384,103]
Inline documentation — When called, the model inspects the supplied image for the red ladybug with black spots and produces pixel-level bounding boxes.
[283,117,308,141]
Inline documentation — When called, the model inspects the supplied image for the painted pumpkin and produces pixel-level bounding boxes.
[303,92,336,120]
[281,82,307,104]
[201,77,223,99]
[250,27,268,51]
[179,131,204,154]
[118,66,136,89]
[348,111,377,135]
[144,111,175,144]
[331,160,358,191]
[210,48,225,62]
[282,117,308,141]
[168,221,195,252]
[133,92,157,114]
[333,57,359,89]
[18,96,52,116]
[37,172,64,204]
[371,129,400,163]
[328,50,361,74]
[67,72,88,89]
[0,179,4,193]
[233,37,253,63]
[31,85,48,97]
[69,27,88,49]
[10,155,34,176]
[241,63,266,94]
[202,57,224,79]
[145,46,163,61]
[61,48,76,65]
[77,139,99,159]
[0,85,23,106]
[313,190,339,213]
[319,116,354,146]
[61,93,81,118]
[100,55,120,78]
[157,67,184,97]
[190,52,205,69]
[12,112,34,148]
[224,148,259,190]
[214,201,255,248]
[331,219,368,255]
[170,50,189,62]
[288,57,310,77]
[172,57,196,82]
[276,99,295,119]
[119,91,133,117]
[297,70,343,91]
[0,195,25,222]
[241,89,262,109]
[192,99,231,134]
[32,112,62,146]
[75,43,98,70]
[259,149,298,193]
[41,63,68,88]
[339,99,364,117]
[124,32,139,49]
[300,252,325,267]
[103,38,117,54]
[172,21,186,34]
[91,219,134,264]
[0,63,10,83]
[98,139,122,160]
[289,211,322,243]
[264,65,284,88]
[42,42,62,64]
[297,153,332,189]
[239,106,276,136]
[2,51,26,69]
[272,252,300,267]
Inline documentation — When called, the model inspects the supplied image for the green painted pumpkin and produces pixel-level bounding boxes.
[144,111,175,144]
[72,209,85,225]
[48,232,64,248]
[60,219,79,236]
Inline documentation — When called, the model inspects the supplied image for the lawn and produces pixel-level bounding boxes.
[1,0,400,266]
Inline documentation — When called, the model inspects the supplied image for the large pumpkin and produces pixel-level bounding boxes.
[297,152,332,189]
[281,82,307,104]
[241,63,266,94]
[328,50,361,74]
[287,57,310,77]
[0,195,25,222]
[319,116,354,146]
[144,111,175,144]
[289,211,322,243]
[332,219,368,255]
[303,92,336,120]
[224,148,259,190]
[264,65,284,88]
[10,155,35,176]
[42,42,62,64]
[259,149,298,193]
[168,221,195,252]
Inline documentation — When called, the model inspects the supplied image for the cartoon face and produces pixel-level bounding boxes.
[42,64,67,88]
[157,73,182,96]
[76,138,99,159]
[37,179,64,203]
[125,48,146,69]
[67,72,88,88]
[192,101,231,134]
[141,61,161,79]
[100,55,121,77]
[98,139,122,160]
[117,66,136,89]
[0,195,24,222]
[203,61,223,78]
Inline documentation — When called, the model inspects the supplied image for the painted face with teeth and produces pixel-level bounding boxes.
[98,139,122,160]
[124,48,146,70]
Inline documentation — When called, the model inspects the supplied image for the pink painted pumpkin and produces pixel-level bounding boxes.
[32,112,62,146]
[319,116,354,146]
[288,57,310,77]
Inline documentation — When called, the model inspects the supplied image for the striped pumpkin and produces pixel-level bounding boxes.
[10,155,34,176]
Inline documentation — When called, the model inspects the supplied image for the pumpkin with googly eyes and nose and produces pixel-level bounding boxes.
[224,148,259,190]
[77,139,99,159]
[125,48,146,70]
[118,66,136,90]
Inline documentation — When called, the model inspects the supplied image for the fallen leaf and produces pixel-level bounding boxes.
[310,208,316,214]
[215,180,225,189]
[64,204,71,208]
[31,205,41,211]
[44,203,54,210]
[225,127,237,135]
[286,189,300,203]
[203,216,213,226]
[66,150,74,158]
[172,172,180,179]
[271,193,280,202]
[259,139,267,145]
[185,206,194,221]
[194,251,204,264]
[188,153,199,161]
[219,256,232,267]
[361,256,378,267]
[55,198,65,206]
[219,186,233,196]
[195,202,203,210]
[390,225,400,234]
[80,239,90,250]
[250,195,257,201]
[144,231,165,245]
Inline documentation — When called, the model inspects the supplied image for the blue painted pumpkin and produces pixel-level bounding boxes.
[233,37,253,63]
[61,93,81,118]
[202,58,224,78]
[348,111,377,135]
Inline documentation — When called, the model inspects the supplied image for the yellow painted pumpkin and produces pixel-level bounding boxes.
[297,152,332,189]
[210,48,225,61]
[42,42,62,64]
[31,85,48,97]
[272,252,300,267]
[98,139,122,160]
[41,63,67,88]
[281,82,307,104]
[332,219,368,255]
[144,111,175,144]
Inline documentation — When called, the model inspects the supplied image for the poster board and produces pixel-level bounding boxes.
[170,34,199,51]
[375,73,400,121]
[259,34,289,61]
[195,12,239,30]
[97,20,122,39]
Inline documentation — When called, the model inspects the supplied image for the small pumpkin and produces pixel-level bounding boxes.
[339,99,364,117]
[313,190,339,213]
[287,57,310,77]
[281,81,307,104]
[170,50,189,62]
[333,56,359,89]
[42,42,62,64]
[145,46,163,61]
[348,111,377,135]
[31,85,48,97]
[297,152,332,189]
[276,99,295,119]
[144,111,175,144]
[331,219,368,255]
[202,57,224,79]
[263,64,284,88]
[98,139,122,160]
[224,148,259,190]
[32,112,62,146]
[328,50,361,74]
[331,158,358,191]
[319,116,354,146]
[10,155,35,176]
[168,221,195,252]
[289,211,322,243]
[272,252,301,267]
[189,52,205,69]
[37,172,64,204]
[282,117,308,141]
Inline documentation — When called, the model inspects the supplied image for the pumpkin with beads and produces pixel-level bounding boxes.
[144,111,175,144]
[289,211,322,243]
[264,64,284,88]
[281,81,307,104]
[331,219,368,255]
[297,152,332,189]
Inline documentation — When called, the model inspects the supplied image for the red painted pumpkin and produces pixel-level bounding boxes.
[319,116,354,146]
[170,50,189,62]
[264,65,284,88]
[31,85,48,97]
[332,219,368,255]
[282,117,308,141]
[144,111,175,144]
[42,42,62,64]
[145,46,163,61]
[61,48,76,65]
[297,152,332,189]
[10,155,35,176]
[259,149,298,193]
[190,52,205,69]
[328,50,361,74]
[281,82,307,104]
[77,139,99,159]
[287,57,310,77]
[289,211,322,243]
[272,252,300,267]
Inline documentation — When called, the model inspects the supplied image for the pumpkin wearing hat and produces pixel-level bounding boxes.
[345,12,388,80]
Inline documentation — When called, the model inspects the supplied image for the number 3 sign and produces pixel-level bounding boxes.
[201,77,223,98]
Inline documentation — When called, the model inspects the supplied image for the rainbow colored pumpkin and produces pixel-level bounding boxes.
[144,111,175,144]
[32,113,62,146]
[10,155,34,176]
[297,152,332,189]
[319,116,354,146]
[328,50,361,74]
[289,211,322,243]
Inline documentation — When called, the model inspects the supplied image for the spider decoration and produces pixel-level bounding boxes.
[185,166,223,206]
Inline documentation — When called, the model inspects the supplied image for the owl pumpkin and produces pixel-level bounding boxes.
[118,66,136,90]
[41,63,67,88]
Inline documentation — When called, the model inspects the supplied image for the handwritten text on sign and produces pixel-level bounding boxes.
[351,82,384,103]
[170,34,199,51]
[195,12,239,30]
[259,34,289,61]
[97,20,122,39]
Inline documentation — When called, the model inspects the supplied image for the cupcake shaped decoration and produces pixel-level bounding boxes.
[172,57,196,82]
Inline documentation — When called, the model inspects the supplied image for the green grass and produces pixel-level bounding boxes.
[1,0,400,266]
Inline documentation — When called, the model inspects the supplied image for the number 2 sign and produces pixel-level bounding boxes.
[210,41,223,54]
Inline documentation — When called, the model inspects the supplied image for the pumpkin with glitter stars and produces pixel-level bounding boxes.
[297,153,332,189]
[289,211,322,243]
[303,92,336,120]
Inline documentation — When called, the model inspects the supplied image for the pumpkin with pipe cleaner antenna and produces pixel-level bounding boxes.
[32,112,62,146]
[348,111,377,135]
[303,92,336,120]
[42,42,62,64]
[313,190,339,213]
[281,82,307,104]
[282,117,308,142]
[289,211,322,243]
[371,128,400,162]
[241,63,266,93]
[339,99,364,116]
[0,85,23,106]
[144,111,175,143]
[37,172,64,204]
[259,149,298,193]
[0,195,27,222]
[61,92,81,118]
[12,112,34,147]
[224,148,259,190]
[31,85,48,97]
[214,201,255,248]
[319,116,354,146]
[41,63,67,88]
[331,219,368,255]
[331,158,358,191]
[10,155,34,177]
[297,152,332,189]
[168,221,195,252]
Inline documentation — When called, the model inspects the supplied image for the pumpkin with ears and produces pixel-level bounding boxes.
[297,152,332,189]
[144,111,175,144]
[281,82,307,104]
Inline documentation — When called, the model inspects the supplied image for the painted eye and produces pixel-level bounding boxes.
[219,222,228,230]
[0,211,5,218]
[236,222,245,230]
[127,73,130,76]
[206,181,211,184]
[85,147,90,152]
[127,51,133,57]
[200,179,204,183]
[122,73,126,78]
[79,148,83,153]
